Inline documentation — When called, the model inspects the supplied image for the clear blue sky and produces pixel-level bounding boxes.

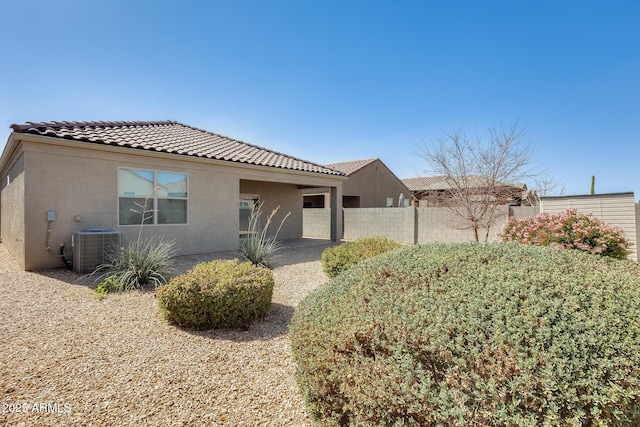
[1,1,638,197]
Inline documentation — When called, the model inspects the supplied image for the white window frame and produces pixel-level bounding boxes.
[239,194,260,238]
[118,167,189,226]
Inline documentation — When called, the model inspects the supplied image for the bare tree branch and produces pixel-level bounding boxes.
[416,120,552,242]
[534,173,566,198]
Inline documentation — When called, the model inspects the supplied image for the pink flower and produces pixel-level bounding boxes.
[498,209,631,260]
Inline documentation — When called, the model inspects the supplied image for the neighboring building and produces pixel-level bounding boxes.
[0,120,346,270]
[402,175,538,207]
[303,158,411,208]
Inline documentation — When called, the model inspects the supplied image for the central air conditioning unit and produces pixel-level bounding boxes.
[72,229,122,274]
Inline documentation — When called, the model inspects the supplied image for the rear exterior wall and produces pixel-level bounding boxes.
[0,151,26,268]
[239,180,303,240]
[342,161,410,208]
[22,142,241,270]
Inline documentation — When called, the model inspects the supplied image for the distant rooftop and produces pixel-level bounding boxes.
[10,120,343,176]
[325,158,378,176]
[401,176,448,191]
[402,175,526,191]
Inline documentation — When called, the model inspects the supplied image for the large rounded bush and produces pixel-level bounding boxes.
[157,259,274,330]
[290,243,640,426]
[321,236,401,278]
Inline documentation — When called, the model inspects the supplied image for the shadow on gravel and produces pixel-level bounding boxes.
[34,240,336,287]
[164,302,296,343]
[35,267,97,289]
[22,240,332,343]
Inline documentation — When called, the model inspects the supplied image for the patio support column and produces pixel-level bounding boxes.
[330,186,342,242]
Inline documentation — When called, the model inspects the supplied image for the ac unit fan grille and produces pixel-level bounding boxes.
[72,230,122,274]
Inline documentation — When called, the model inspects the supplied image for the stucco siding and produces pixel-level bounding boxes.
[1,131,346,271]
[509,205,540,220]
[21,142,242,269]
[0,151,26,268]
[239,180,302,240]
[342,161,410,208]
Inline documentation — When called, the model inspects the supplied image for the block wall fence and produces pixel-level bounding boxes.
[303,193,638,262]
[303,206,536,245]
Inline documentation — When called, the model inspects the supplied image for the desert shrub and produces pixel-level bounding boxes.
[92,188,177,294]
[93,236,177,293]
[290,243,640,426]
[94,275,120,297]
[500,209,631,259]
[240,202,291,268]
[321,236,401,278]
[157,259,274,330]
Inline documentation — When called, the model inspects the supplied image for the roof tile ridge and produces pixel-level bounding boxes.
[10,119,177,133]
[326,157,378,167]
[8,119,345,176]
[326,157,379,175]
[174,122,345,175]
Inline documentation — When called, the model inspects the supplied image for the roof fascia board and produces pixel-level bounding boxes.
[541,192,634,200]
[0,133,22,176]
[14,133,348,186]
[328,158,377,176]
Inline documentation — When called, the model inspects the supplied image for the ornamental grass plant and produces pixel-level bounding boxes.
[240,202,290,269]
[95,236,177,293]
[92,189,177,294]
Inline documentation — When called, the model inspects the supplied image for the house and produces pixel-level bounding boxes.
[0,120,346,270]
[402,175,538,207]
[303,158,411,208]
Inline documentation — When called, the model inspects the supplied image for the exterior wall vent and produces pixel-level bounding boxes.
[72,229,122,274]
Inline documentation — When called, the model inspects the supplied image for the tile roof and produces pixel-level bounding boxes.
[401,176,448,191]
[10,120,343,176]
[325,158,378,176]
[402,175,527,191]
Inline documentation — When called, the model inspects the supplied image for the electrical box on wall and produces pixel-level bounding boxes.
[47,210,56,221]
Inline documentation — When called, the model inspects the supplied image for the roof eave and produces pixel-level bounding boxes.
[0,132,23,176]
[7,132,348,183]
[8,120,345,177]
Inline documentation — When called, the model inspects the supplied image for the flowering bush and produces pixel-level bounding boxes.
[500,209,631,259]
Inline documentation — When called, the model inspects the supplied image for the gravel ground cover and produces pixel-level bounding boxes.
[0,241,333,426]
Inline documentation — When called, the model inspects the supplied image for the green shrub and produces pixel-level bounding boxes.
[157,259,274,330]
[93,236,177,291]
[94,275,119,297]
[321,236,401,278]
[290,243,640,426]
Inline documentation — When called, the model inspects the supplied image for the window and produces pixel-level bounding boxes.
[118,168,188,225]
[239,194,259,236]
